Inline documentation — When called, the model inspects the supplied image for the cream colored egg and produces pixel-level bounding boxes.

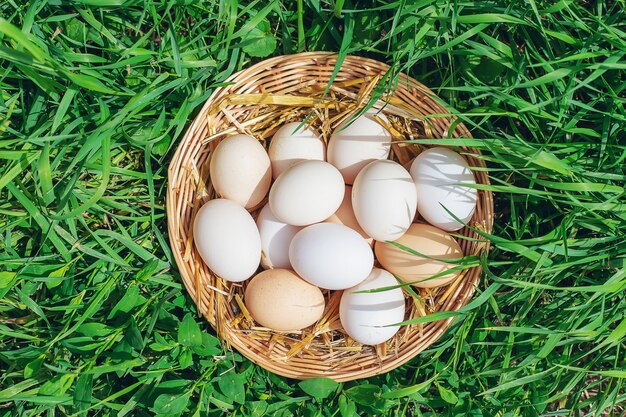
[340,268,405,345]
[245,269,325,331]
[325,185,373,246]
[410,147,477,231]
[193,199,261,282]
[210,134,271,209]
[375,223,463,288]
[269,160,344,226]
[352,160,417,242]
[268,122,325,179]
[327,112,391,184]
[289,223,374,290]
[256,203,302,270]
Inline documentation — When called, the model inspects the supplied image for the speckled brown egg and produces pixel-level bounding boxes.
[244,269,325,331]
[375,223,463,288]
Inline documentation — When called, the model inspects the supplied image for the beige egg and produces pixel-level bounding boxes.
[375,223,463,288]
[244,269,325,331]
[325,186,373,246]
[210,134,271,209]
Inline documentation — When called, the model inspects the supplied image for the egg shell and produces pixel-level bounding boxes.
[403,157,421,222]
[210,134,272,209]
[289,223,374,290]
[327,112,392,184]
[193,199,261,282]
[325,185,373,246]
[375,223,463,288]
[245,269,325,331]
[268,122,326,179]
[269,160,345,226]
[340,268,405,345]
[352,160,417,242]
[256,203,303,270]
[410,147,477,231]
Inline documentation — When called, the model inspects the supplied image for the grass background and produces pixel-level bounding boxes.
[1,0,625,416]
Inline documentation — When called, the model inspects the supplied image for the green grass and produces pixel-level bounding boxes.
[1,0,625,416]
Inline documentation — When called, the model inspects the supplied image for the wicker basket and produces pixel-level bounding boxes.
[167,52,493,381]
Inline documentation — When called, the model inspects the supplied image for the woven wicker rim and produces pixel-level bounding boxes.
[167,52,494,381]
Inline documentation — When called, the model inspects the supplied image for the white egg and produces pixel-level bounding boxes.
[410,147,477,231]
[327,112,392,184]
[193,199,261,282]
[289,223,374,290]
[340,268,405,345]
[256,203,302,270]
[209,134,271,209]
[268,122,326,179]
[352,160,417,241]
[269,160,344,226]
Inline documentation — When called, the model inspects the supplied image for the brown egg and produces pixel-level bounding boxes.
[374,223,463,288]
[325,186,373,246]
[244,269,325,331]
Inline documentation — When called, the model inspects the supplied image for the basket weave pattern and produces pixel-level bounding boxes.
[167,52,494,381]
